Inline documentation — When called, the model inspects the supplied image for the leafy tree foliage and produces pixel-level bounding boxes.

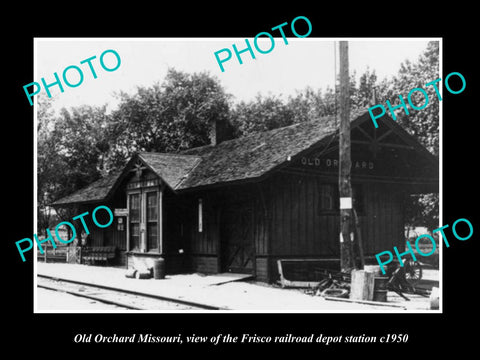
[382,41,439,156]
[231,68,381,138]
[52,105,110,194]
[37,95,58,233]
[352,68,379,110]
[37,99,111,234]
[105,68,231,170]
[381,41,440,230]
[231,94,295,136]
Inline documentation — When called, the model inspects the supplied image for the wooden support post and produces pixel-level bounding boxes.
[338,41,356,272]
[159,185,164,255]
[353,209,365,267]
[141,191,146,252]
[126,196,131,252]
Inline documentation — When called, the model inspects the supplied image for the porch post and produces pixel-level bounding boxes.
[141,192,146,252]
[159,185,164,255]
[126,195,130,252]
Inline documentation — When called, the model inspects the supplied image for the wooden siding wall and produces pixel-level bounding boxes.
[266,173,405,256]
[187,192,220,273]
[255,257,268,282]
[253,186,269,257]
[267,173,340,257]
[191,255,218,274]
[83,201,127,251]
[185,186,268,275]
[189,194,219,256]
[183,173,406,281]
[361,182,405,254]
[264,172,405,282]
[163,195,189,255]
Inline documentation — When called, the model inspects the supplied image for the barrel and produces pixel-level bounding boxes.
[153,257,165,279]
[363,265,387,302]
[374,276,388,290]
[373,289,388,302]
[373,276,389,302]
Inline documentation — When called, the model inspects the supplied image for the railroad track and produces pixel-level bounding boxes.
[37,274,223,310]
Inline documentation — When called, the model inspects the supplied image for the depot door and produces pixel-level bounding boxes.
[220,200,254,274]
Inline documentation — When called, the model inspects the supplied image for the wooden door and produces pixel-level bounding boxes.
[220,200,254,274]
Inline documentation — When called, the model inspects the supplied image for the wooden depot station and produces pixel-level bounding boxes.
[52,111,438,283]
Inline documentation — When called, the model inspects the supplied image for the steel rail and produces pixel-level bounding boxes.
[37,274,224,310]
[37,283,144,310]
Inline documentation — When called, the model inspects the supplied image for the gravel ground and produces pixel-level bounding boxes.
[36,262,439,312]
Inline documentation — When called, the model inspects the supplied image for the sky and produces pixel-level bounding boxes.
[34,38,438,114]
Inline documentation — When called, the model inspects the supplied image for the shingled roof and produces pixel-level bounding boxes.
[51,111,371,206]
[176,115,337,189]
[52,171,122,206]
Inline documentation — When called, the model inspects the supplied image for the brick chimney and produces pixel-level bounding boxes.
[209,118,230,146]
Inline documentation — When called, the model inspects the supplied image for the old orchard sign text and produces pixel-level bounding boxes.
[300,157,374,170]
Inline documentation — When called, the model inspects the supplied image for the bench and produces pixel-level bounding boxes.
[82,246,117,265]
[37,244,68,263]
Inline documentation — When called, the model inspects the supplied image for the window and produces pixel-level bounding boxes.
[129,193,141,251]
[146,192,158,251]
[319,184,336,212]
[128,190,161,252]
[127,168,163,253]
[130,193,140,221]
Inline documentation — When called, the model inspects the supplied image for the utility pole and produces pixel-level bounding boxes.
[338,41,356,272]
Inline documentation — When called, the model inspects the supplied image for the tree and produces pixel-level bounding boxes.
[231,70,377,138]
[37,95,59,233]
[382,41,440,156]
[231,94,295,137]
[37,101,111,240]
[286,86,338,122]
[383,41,440,231]
[352,67,378,109]
[105,68,232,170]
[52,104,110,196]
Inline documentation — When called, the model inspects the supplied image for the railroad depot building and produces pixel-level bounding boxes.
[52,111,438,283]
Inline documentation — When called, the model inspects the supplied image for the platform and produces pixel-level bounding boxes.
[35,262,434,312]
